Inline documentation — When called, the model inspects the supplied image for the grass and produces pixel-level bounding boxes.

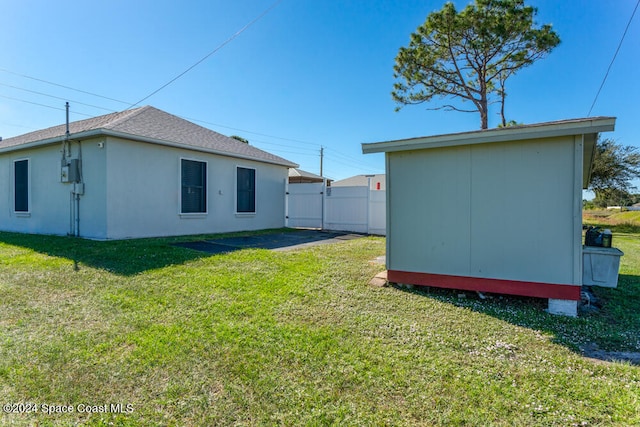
[583,209,640,233]
[0,228,639,426]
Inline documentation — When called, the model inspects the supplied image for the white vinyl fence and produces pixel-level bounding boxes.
[286,183,324,229]
[367,188,386,235]
[324,186,369,233]
[286,182,386,235]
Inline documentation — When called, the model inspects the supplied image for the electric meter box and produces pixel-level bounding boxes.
[60,165,70,182]
[61,159,80,183]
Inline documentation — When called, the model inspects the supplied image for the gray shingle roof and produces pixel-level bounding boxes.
[0,106,298,168]
[332,174,386,189]
[288,168,323,179]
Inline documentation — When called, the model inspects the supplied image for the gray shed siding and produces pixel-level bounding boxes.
[387,135,582,286]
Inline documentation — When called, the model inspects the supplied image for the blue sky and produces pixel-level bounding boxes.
[1,0,638,187]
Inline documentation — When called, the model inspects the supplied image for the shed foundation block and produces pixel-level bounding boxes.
[548,298,578,317]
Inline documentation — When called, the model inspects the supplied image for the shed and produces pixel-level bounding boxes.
[0,106,297,240]
[362,117,616,316]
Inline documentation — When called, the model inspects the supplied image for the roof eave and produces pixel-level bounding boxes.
[0,134,75,154]
[103,130,299,168]
[0,128,299,168]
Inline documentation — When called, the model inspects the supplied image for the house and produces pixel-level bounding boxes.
[332,174,386,191]
[362,117,616,316]
[288,168,330,184]
[0,106,298,240]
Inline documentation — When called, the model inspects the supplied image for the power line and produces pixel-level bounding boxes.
[0,73,320,147]
[0,82,118,113]
[0,67,130,105]
[0,121,34,131]
[324,156,384,174]
[587,0,640,116]
[0,68,379,172]
[0,92,383,175]
[0,72,318,147]
[0,89,378,171]
[0,85,324,152]
[183,116,321,147]
[127,0,283,109]
[242,137,319,152]
[256,147,319,158]
[0,94,94,118]
[324,147,384,170]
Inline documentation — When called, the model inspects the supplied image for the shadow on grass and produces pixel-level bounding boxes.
[0,229,293,276]
[173,230,363,254]
[391,274,640,365]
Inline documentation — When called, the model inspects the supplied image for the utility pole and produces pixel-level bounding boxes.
[320,146,324,177]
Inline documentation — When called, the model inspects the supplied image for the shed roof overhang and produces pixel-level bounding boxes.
[362,117,615,189]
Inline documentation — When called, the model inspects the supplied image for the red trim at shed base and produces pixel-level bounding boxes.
[387,270,581,301]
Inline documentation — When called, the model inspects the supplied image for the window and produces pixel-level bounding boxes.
[14,159,29,213]
[181,159,207,213]
[236,167,256,213]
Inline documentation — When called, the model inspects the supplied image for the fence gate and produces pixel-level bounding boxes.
[286,181,386,235]
[285,182,324,229]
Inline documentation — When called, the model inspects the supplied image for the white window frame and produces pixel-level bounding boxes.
[12,158,31,216]
[235,165,257,216]
[179,157,208,217]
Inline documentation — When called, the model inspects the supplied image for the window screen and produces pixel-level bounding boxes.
[14,159,29,212]
[236,167,256,213]
[181,159,206,213]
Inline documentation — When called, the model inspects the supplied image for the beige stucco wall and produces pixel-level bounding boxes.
[103,137,288,239]
[1,137,288,239]
[387,135,583,285]
[0,139,107,238]
[79,137,108,239]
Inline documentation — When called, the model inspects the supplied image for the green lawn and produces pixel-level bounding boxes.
[583,209,640,234]
[0,229,638,426]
